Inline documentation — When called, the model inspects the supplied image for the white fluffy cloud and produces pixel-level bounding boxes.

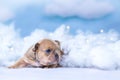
[1,23,120,70]
[0,0,44,22]
[45,0,114,19]
[0,0,115,21]
[0,6,14,22]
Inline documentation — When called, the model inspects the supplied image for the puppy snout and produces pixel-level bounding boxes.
[47,62,54,65]
[55,53,59,60]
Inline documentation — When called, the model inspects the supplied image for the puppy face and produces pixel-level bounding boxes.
[33,39,63,66]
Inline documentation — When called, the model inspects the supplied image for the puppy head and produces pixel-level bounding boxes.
[33,39,63,67]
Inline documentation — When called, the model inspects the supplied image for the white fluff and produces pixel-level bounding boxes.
[0,23,120,70]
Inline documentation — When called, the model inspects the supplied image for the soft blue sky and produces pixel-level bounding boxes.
[0,0,120,37]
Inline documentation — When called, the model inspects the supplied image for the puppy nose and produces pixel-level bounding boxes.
[55,53,59,60]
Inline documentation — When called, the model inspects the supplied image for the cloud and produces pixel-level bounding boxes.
[0,6,14,22]
[0,0,44,22]
[45,0,115,19]
[0,0,115,22]
[1,23,120,70]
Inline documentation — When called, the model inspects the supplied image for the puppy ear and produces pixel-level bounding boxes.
[32,43,40,52]
[54,40,60,46]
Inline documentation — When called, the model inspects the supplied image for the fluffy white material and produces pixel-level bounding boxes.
[1,68,120,80]
[0,23,120,70]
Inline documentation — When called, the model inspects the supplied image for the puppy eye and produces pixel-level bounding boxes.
[45,49,51,54]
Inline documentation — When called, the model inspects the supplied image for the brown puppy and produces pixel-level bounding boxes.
[8,39,63,68]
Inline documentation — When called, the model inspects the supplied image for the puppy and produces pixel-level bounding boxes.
[8,39,63,68]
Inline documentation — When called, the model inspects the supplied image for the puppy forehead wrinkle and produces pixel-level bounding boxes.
[39,39,58,47]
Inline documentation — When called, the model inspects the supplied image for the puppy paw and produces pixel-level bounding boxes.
[8,65,16,69]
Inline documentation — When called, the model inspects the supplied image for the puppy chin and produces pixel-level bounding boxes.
[32,62,41,67]
[40,61,58,66]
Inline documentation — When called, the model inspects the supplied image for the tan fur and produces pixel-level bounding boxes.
[8,39,63,68]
